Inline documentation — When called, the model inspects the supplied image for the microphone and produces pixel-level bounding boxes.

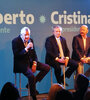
[28,39,33,49]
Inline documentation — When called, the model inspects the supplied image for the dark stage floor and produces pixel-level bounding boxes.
[21,93,48,100]
[21,87,90,100]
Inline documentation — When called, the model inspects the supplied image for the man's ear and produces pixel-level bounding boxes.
[87,29,89,33]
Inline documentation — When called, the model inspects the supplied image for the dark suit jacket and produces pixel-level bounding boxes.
[45,35,70,66]
[72,34,90,61]
[12,36,38,73]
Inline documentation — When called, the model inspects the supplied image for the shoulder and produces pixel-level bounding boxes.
[12,36,23,45]
[30,38,33,42]
[74,34,81,38]
[60,36,66,41]
[87,36,90,39]
[73,34,81,40]
[60,36,67,43]
[46,35,55,41]
[12,36,20,42]
[87,36,90,43]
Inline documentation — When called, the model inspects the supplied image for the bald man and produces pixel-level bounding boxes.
[72,25,90,75]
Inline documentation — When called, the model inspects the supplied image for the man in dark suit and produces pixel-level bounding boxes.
[12,27,50,100]
[72,25,90,76]
[45,25,78,85]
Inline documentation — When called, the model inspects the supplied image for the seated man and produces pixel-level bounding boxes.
[72,25,90,76]
[12,27,50,100]
[45,25,78,86]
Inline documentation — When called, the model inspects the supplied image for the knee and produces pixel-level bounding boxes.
[46,64,50,72]
[76,63,79,68]
[73,61,79,69]
[28,74,35,80]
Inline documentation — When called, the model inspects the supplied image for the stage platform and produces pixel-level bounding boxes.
[21,89,76,100]
[21,93,48,100]
[21,87,90,100]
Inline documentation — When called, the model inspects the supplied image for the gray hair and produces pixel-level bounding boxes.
[20,27,30,36]
[52,25,63,32]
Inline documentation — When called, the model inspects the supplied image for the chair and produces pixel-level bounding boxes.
[76,62,84,75]
[50,66,66,89]
[14,73,30,98]
[62,66,66,89]
[74,62,90,86]
[50,67,53,86]
[74,62,84,81]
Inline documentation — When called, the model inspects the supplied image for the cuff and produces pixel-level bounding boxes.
[65,57,69,59]
[55,57,59,61]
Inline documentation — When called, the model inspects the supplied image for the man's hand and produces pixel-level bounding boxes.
[56,57,65,63]
[80,57,88,63]
[85,57,90,63]
[31,61,37,73]
[31,64,36,73]
[25,42,33,51]
[64,58,69,67]
[55,57,69,67]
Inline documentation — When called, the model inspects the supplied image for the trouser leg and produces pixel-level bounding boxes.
[50,62,61,84]
[76,62,84,75]
[54,66,61,83]
[35,62,50,83]
[65,59,78,78]
[23,68,36,97]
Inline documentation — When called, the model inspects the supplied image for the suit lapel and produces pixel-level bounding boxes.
[86,37,89,51]
[79,35,84,51]
[52,35,59,49]
[18,36,25,48]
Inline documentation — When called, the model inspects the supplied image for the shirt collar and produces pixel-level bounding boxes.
[20,35,24,42]
[82,35,87,39]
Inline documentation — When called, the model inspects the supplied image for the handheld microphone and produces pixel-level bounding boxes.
[28,39,33,49]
